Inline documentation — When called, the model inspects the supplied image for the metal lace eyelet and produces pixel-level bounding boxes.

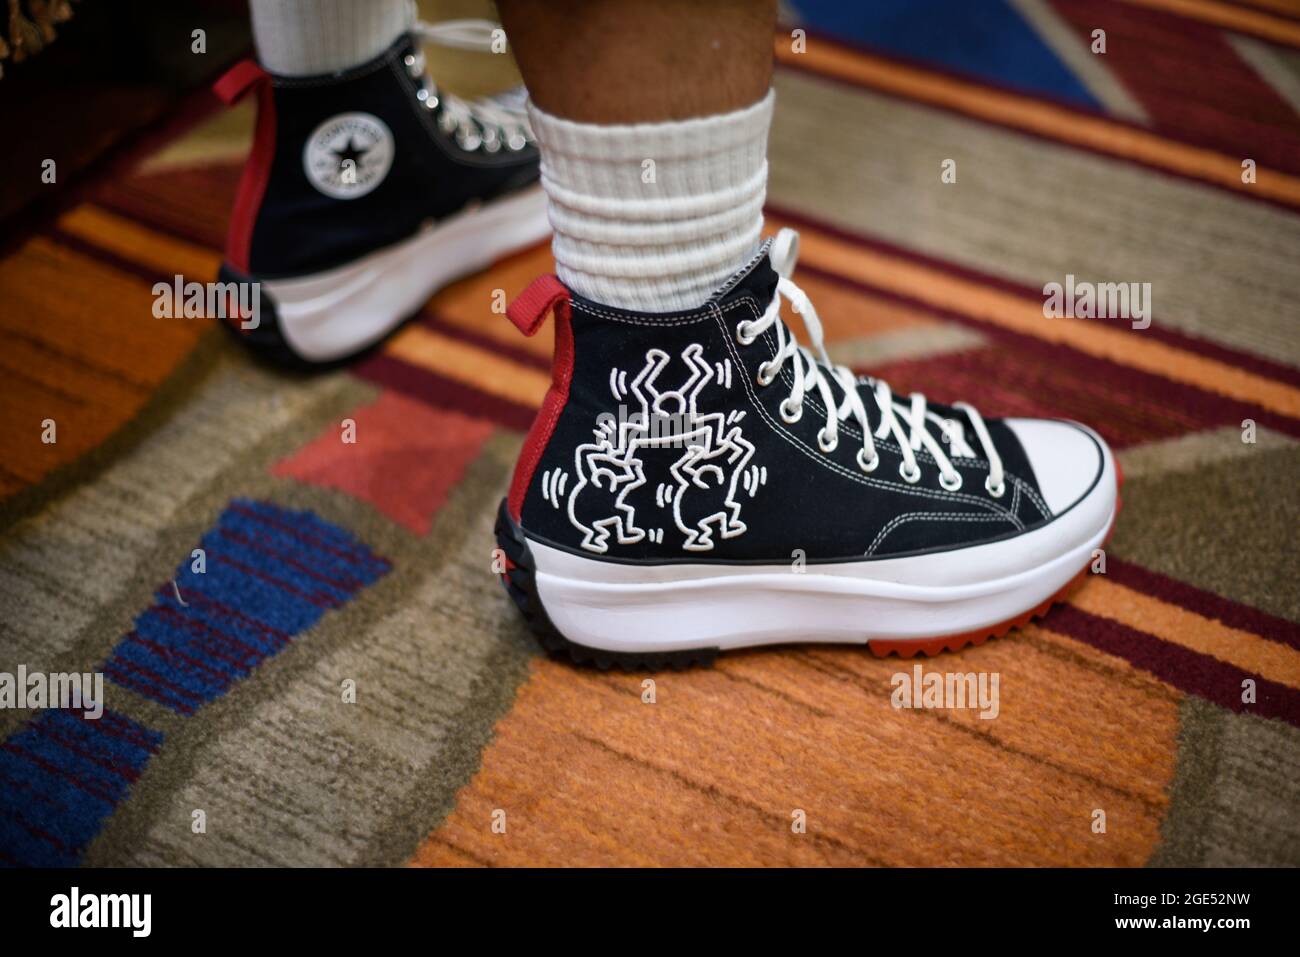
[779,398,803,423]
[423,93,439,111]
[939,470,963,491]
[985,477,1006,498]
[416,87,430,103]
[457,129,483,152]
[506,132,528,151]
[404,53,423,78]
[736,323,756,346]
[856,448,880,473]
[756,363,775,386]
[899,461,922,484]
[817,428,838,453]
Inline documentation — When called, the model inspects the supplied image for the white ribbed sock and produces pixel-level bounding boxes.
[249,0,413,76]
[528,91,775,313]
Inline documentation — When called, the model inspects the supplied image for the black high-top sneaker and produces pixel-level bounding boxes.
[495,229,1120,668]
[212,29,548,366]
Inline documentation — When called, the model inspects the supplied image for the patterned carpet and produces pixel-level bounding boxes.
[2,0,1299,866]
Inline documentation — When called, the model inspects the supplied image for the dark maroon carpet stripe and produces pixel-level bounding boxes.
[770,203,1300,390]
[93,165,241,254]
[803,263,1300,448]
[1107,558,1300,651]
[1045,604,1300,727]
[865,346,1204,449]
[41,225,170,290]
[420,309,551,372]
[351,353,537,431]
[778,30,1300,215]
[1049,0,1300,174]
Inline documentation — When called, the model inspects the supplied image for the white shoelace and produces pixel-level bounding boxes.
[739,228,1006,496]
[406,19,534,153]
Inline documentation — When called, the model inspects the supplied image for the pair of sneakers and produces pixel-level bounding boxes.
[217,24,1120,669]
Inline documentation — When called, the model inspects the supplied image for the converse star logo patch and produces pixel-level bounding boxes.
[302,112,394,199]
[546,343,764,554]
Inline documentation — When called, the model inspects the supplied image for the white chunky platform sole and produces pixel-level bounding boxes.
[497,432,1119,667]
[259,185,549,362]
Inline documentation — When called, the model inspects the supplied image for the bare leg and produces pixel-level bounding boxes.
[497,0,776,123]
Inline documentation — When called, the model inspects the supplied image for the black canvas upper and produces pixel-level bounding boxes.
[245,33,538,279]
[519,248,1062,563]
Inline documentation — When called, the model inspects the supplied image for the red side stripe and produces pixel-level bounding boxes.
[214,59,275,275]
[506,275,573,521]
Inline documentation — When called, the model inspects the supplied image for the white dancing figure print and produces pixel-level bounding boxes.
[564,344,761,553]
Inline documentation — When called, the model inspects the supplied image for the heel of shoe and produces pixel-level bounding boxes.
[215,263,335,370]
[494,499,718,671]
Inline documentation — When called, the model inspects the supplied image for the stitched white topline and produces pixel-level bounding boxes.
[740,228,1007,496]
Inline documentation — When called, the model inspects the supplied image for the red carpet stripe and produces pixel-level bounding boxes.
[1119,0,1300,47]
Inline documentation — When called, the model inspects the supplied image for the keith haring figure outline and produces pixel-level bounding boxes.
[565,344,758,553]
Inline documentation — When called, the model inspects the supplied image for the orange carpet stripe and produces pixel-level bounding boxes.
[426,245,557,362]
[56,204,223,282]
[383,325,551,408]
[1069,577,1300,689]
[0,234,207,497]
[1119,0,1300,46]
[1225,0,1300,19]
[55,198,1300,423]
[776,37,1300,207]
[412,633,1177,867]
[434,305,555,362]
[771,216,1300,420]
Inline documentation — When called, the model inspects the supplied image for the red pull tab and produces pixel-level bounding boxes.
[214,59,269,105]
[508,275,569,336]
